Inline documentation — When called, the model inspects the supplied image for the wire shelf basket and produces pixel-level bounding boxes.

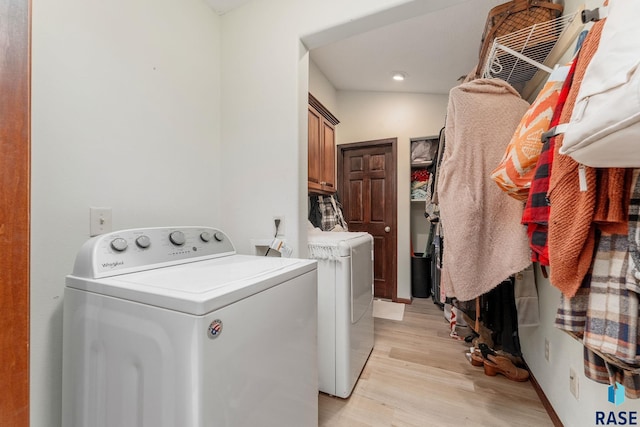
[482,11,580,85]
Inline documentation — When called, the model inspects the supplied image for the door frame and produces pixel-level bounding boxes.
[1,0,31,426]
[337,138,398,301]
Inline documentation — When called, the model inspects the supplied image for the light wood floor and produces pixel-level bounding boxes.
[318,297,553,427]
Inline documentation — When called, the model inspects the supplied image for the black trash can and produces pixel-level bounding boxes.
[411,253,431,298]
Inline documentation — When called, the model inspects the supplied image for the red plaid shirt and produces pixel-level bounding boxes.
[521,57,578,266]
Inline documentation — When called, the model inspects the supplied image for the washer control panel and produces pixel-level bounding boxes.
[71,226,236,279]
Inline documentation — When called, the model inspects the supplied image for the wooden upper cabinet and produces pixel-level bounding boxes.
[308,93,339,194]
[308,106,323,191]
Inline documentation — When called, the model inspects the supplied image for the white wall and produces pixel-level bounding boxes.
[30,0,627,424]
[336,91,448,300]
[30,1,469,425]
[309,56,448,303]
[31,0,221,425]
[309,59,338,115]
[518,0,640,424]
[306,69,448,301]
[520,267,611,427]
[218,0,468,260]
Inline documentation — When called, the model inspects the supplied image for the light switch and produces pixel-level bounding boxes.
[90,207,112,236]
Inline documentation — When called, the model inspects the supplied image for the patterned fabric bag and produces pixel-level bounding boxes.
[318,195,348,232]
[491,63,570,200]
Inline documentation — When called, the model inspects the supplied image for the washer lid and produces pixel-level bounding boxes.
[66,254,316,315]
[308,231,373,258]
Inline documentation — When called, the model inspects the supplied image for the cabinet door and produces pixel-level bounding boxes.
[321,119,336,192]
[308,107,323,192]
[308,94,339,194]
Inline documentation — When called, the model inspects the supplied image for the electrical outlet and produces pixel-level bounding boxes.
[273,216,285,237]
[90,207,112,236]
[569,367,579,399]
[544,338,550,362]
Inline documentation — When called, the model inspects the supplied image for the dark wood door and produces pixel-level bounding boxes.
[1,0,31,426]
[339,139,397,300]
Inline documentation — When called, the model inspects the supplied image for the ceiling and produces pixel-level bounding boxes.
[310,0,504,95]
[206,0,504,95]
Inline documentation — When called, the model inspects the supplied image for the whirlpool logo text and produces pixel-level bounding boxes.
[101,261,124,269]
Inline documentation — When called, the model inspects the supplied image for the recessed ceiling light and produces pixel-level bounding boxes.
[392,72,407,81]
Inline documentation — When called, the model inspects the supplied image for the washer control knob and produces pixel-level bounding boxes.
[135,235,151,249]
[213,232,224,242]
[169,231,186,246]
[200,232,212,242]
[110,238,128,252]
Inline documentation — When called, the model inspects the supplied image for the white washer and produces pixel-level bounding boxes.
[308,231,374,398]
[62,226,318,427]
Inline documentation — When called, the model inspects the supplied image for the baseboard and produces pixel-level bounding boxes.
[527,365,563,427]
[396,297,411,304]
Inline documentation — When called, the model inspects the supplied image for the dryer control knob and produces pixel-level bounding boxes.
[169,231,186,246]
[213,232,224,242]
[110,238,128,252]
[135,235,151,249]
[200,232,212,242]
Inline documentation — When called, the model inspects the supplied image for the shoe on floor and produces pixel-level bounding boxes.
[483,354,530,382]
[468,347,484,367]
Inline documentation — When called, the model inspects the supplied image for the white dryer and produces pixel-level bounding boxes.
[62,226,318,427]
[308,230,374,398]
